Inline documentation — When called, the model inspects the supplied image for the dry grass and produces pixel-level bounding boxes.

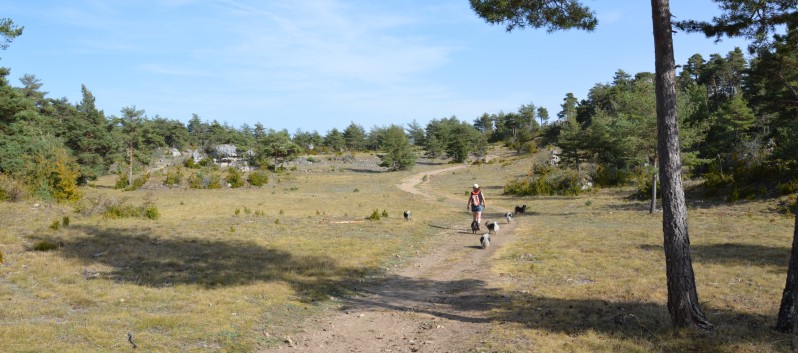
[1,149,796,352]
[0,154,464,352]
[423,150,797,352]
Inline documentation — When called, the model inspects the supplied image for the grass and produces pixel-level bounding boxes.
[0,154,456,352]
[1,149,796,352]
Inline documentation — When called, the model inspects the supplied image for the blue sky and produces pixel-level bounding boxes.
[1,0,750,133]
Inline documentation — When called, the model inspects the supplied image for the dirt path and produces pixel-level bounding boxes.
[261,164,519,352]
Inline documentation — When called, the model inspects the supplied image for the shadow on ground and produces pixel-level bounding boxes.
[641,243,789,268]
[338,274,789,352]
[48,225,373,302]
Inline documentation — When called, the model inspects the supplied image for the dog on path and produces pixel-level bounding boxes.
[514,205,527,215]
[403,210,412,221]
[480,233,491,249]
[485,220,500,235]
[471,220,480,234]
[504,212,513,224]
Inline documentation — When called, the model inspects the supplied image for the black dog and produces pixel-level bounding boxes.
[471,220,480,234]
[514,205,527,215]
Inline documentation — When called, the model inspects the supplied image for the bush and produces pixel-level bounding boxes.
[33,240,59,251]
[0,249,3,264]
[504,167,587,196]
[188,171,204,189]
[592,164,633,187]
[183,158,200,169]
[115,173,129,189]
[226,167,245,188]
[25,145,81,202]
[248,170,270,187]
[164,167,183,186]
[79,196,160,220]
[126,173,150,191]
[628,170,661,200]
[0,174,28,202]
[206,174,222,189]
[144,204,160,220]
[366,209,381,220]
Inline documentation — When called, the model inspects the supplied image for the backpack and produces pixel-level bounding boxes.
[470,191,483,206]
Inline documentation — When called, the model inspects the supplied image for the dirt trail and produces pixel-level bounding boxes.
[261,164,519,352]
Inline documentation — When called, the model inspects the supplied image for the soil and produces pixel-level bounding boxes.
[260,164,519,352]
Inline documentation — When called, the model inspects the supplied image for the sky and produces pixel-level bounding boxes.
[1,0,752,133]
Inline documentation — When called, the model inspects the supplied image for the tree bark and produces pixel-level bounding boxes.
[776,203,798,332]
[649,169,658,214]
[651,0,713,331]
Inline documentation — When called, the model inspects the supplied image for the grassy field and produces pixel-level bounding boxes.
[1,150,796,352]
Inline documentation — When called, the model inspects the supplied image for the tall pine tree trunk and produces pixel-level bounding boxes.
[649,170,658,214]
[128,141,133,188]
[776,203,798,332]
[651,0,713,330]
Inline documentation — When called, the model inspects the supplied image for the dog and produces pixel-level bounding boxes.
[504,212,513,224]
[471,220,480,234]
[485,220,499,235]
[514,205,527,215]
[480,233,491,249]
[403,210,412,221]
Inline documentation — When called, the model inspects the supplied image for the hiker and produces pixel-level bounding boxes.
[467,183,486,224]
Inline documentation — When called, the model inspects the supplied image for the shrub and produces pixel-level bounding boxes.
[198,157,214,167]
[62,216,70,227]
[115,173,129,189]
[248,170,270,187]
[226,167,245,188]
[144,204,160,220]
[49,220,60,230]
[187,171,204,189]
[33,240,59,251]
[126,173,150,191]
[206,174,223,189]
[628,170,661,201]
[164,167,183,186]
[778,180,798,196]
[381,209,389,218]
[183,158,199,169]
[504,166,587,196]
[26,145,81,202]
[0,249,3,263]
[306,156,320,163]
[366,209,381,220]
[0,174,28,202]
[87,197,161,220]
[592,164,634,187]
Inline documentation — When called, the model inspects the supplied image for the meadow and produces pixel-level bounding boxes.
[0,150,796,352]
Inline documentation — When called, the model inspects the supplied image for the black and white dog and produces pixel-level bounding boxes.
[480,232,491,249]
[514,205,527,215]
[504,212,513,224]
[403,210,412,221]
[471,220,480,234]
[485,220,500,235]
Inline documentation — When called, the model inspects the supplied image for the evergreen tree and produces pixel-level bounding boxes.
[378,125,416,171]
[343,122,367,151]
[470,0,713,331]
